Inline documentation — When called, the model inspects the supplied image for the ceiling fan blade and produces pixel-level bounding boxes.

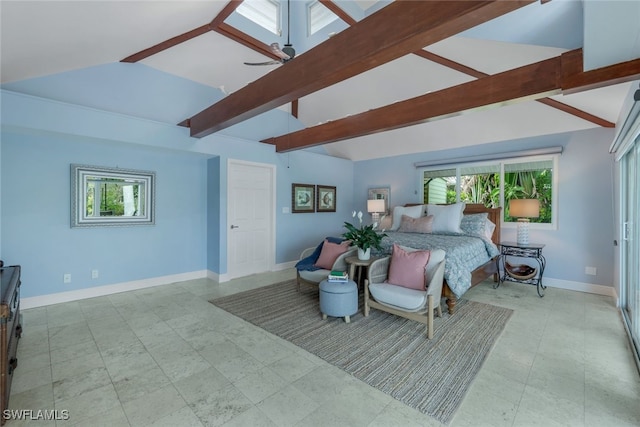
[243,60,282,66]
[270,43,291,60]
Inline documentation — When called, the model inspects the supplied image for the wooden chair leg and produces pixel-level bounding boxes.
[363,279,370,317]
[427,294,434,339]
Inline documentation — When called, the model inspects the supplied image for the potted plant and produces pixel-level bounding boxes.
[342,211,387,260]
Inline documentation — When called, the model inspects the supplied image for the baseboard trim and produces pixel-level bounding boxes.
[21,270,209,309]
[275,261,297,271]
[211,262,295,284]
[22,268,612,310]
[543,277,615,297]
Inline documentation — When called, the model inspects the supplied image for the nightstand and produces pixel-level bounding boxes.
[345,256,380,287]
[495,241,546,297]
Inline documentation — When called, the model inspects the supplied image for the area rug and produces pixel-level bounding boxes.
[209,280,512,424]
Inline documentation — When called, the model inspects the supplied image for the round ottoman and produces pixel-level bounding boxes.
[319,279,358,323]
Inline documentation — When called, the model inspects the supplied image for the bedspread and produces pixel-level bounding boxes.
[374,232,499,297]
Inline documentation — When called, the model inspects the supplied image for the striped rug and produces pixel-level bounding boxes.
[210,280,512,424]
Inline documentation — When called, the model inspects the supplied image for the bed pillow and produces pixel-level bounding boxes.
[426,202,465,233]
[378,214,393,230]
[390,205,425,231]
[314,239,350,270]
[485,219,496,240]
[387,243,431,290]
[397,214,434,233]
[460,213,489,237]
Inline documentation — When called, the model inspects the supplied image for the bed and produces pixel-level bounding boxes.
[374,203,502,314]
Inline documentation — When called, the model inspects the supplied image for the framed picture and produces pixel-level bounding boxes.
[368,187,390,214]
[316,185,336,212]
[292,183,315,213]
[71,164,155,227]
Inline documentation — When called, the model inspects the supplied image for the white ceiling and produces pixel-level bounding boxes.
[1,0,638,161]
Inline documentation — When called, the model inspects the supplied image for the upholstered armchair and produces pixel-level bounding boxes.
[296,245,357,290]
[364,248,446,339]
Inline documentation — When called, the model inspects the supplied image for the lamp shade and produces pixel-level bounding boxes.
[509,199,540,218]
[367,199,385,213]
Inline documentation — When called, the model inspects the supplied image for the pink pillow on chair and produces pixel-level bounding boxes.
[387,243,431,290]
[314,239,350,269]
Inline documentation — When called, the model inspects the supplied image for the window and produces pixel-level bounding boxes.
[419,155,558,227]
[423,169,456,204]
[237,0,280,35]
[308,1,338,35]
[460,164,500,207]
[503,159,554,223]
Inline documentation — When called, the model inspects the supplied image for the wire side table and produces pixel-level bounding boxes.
[495,242,546,297]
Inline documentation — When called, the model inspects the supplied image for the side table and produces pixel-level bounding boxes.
[345,256,380,287]
[496,242,546,297]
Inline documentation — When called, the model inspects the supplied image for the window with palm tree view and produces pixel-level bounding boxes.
[421,156,556,225]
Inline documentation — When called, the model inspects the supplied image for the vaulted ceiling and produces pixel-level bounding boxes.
[1,0,639,161]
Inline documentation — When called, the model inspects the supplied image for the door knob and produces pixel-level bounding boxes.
[230,225,239,229]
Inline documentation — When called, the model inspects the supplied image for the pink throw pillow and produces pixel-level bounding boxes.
[314,240,350,270]
[397,214,434,233]
[387,244,431,290]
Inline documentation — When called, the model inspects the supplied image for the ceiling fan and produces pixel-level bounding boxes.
[244,0,296,66]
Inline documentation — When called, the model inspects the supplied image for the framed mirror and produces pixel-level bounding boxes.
[71,164,155,227]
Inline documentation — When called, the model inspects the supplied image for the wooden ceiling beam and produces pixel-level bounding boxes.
[415,49,614,128]
[413,49,487,79]
[535,98,614,128]
[215,23,280,60]
[121,24,213,63]
[263,49,638,152]
[120,0,243,63]
[561,49,640,94]
[264,55,562,151]
[319,0,357,26]
[185,0,535,138]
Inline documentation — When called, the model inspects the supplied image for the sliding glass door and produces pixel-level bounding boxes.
[622,137,640,364]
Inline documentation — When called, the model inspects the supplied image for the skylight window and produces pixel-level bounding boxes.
[237,0,281,35]
[308,1,338,35]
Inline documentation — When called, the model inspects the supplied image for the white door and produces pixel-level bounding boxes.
[622,140,639,357]
[227,160,275,279]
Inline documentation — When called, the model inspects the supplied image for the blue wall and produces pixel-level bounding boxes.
[1,131,208,298]
[0,57,617,302]
[354,127,616,287]
[0,86,355,298]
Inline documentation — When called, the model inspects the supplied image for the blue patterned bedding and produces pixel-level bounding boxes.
[374,232,499,298]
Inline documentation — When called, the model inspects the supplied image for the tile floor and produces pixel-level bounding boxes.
[8,270,640,426]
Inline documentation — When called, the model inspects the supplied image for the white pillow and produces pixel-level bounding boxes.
[426,202,465,233]
[390,205,425,231]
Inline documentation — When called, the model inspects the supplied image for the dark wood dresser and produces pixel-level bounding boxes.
[0,264,21,424]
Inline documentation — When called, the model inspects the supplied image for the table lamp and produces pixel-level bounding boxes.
[367,199,385,224]
[509,199,540,245]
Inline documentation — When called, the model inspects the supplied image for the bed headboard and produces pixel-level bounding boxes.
[404,203,502,246]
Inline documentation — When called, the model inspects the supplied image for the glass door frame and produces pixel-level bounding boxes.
[620,139,640,372]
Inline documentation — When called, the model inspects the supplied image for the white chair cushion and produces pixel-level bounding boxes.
[299,269,330,283]
[369,282,427,311]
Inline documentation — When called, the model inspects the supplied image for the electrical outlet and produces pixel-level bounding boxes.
[63,273,71,283]
[91,269,99,279]
[585,266,597,276]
